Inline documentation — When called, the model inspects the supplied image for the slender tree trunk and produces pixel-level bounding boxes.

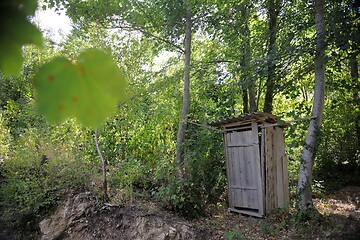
[350,54,360,148]
[263,0,281,113]
[247,35,257,112]
[95,128,109,201]
[175,1,192,176]
[240,30,250,113]
[249,80,257,113]
[242,86,249,113]
[297,0,326,210]
[240,3,256,113]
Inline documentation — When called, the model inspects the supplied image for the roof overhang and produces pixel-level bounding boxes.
[209,112,279,128]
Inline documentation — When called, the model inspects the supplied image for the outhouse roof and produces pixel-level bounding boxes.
[209,112,278,128]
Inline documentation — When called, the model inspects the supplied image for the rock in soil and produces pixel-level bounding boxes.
[39,192,203,240]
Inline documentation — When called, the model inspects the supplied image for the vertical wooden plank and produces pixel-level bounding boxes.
[232,132,239,209]
[238,131,247,208]
[232,132,241,208]
[231,131,243,208]
[224,133,234,209]
[274,127,289,208]
[251,122,264,216]
[273,127,283,207]
[261,128,266,212]
[265,126,275,213]
[243,130,251,209]
[245,131,252,209]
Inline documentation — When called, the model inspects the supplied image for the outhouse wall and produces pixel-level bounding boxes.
[211,113,289,217]
[261,124,289,213]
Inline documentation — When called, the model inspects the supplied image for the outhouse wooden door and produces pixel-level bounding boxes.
[224,122,264,217]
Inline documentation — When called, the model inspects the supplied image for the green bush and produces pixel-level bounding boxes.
[184,126,227,204]
[0,112,11,162]
[108,155,149,190]
[0,130,94,231]
[155,127,227,219]
[155,176,206,219]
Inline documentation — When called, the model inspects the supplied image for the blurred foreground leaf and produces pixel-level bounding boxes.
[0,0,43,76]
[33,49,127,128]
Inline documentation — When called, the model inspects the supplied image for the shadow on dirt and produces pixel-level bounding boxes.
[318,186,360,240]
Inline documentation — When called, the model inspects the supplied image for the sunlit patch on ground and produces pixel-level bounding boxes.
[314,186,360,218]
[197,186,360,239]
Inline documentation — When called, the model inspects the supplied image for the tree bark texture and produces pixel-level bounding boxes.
[297,0,326,210]
[242,87,249,113]
[240,6,250,113]
[175,1,192,176]
[350,54,360,149]
[263,0,281,113]
[240,3,257,113]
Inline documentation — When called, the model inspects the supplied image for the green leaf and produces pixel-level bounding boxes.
[0,44,24,76]
[0,0,43,76]
[33,49,127,128]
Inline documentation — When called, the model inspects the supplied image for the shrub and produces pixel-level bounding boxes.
[155,176,206,219]
[0,130,94,232]
[155,127,227,219]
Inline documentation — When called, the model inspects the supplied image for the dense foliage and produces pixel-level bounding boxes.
[0,0,359,236]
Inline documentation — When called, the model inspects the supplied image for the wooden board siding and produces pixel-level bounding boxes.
[262,126,289,213]
[263,126,275,211]
[225,123,264,217]
[273,127,289,208]
[217,113,289,217]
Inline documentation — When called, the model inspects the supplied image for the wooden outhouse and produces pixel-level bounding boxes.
[210,112,289,217]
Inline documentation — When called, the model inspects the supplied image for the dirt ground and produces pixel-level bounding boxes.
[1,186,359,239]
[197,186,360,239]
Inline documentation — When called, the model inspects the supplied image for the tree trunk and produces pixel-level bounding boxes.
[350,54,360,149]
[248,44,257,113]
[240,3,256,113]
[95,128,109,201]
[242,86,249,113]
[297,0,326,210]
[263,0,281,113]
[240,14,249,113]
[175,1,192,176]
